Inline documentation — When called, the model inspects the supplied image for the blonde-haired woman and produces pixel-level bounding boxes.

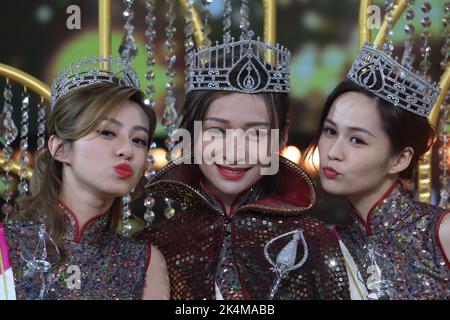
[0,57,169,300]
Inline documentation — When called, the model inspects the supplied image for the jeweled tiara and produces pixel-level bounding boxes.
[51,56,140,108]
[347,42,440,117]
[187,31,291,94]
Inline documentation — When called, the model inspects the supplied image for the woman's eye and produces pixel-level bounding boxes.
[322,127,336,135]
[133,138,148,146]
[247,129,267,139]
[350,137,366,145]
[98,130,116,137]
[206,128,226,135]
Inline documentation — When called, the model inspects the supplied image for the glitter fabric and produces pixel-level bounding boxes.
[337,181,450,300]
[4,202,150,300]
[138,156,350,300]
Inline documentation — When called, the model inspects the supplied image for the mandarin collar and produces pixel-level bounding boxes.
[146,154,317,216]
[350,181,413,235]
[59,201,110,243]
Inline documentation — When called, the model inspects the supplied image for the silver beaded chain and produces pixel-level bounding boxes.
[184,0,195,91]
[143,0,158,226]
[240,0,250,35]
[2,80,17,220]
[201,0,212,47]
[162,0,178,219]
[36,98,46,153]
[121,192,132,235]
[401,0,416,69]
[18,89,30,196]
[382,0,395,54]
[144,0,157,103]
[119,0,138,62]
[223,0,232,44]
[419,1,433,79]
[143,143,157,226]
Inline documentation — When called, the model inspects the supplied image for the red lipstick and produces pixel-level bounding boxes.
[114,163,133,178]
[216,164,249,181]
[323,166,340,179]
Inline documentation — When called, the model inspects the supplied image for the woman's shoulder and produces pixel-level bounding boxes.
[2,218,39,237]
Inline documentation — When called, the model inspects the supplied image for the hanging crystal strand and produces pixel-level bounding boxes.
[143,0,158,226]
[162,0,178,219]
[18,88,30,197]
[144,0,157,105]
[184,0,195,91]
[162,0,178,143]
[2,80,16,221]
[119,0,138,62]
[201,0,212,47]
[419,1,433,79]
[441,2,450,70]
[382,0,395,54]
[143,142,157,227]
[438,2,449,209]
[240,0,250,36]
[164,197,176,219]
[401,0,416,69]
[223,0,232,44]
[36,98,46,153]
[121,192,132,236]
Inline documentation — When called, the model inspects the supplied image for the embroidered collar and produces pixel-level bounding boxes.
[58,201,110,244]
[350,181,413,235]
[146,154,317,216]
[198,180,264,217]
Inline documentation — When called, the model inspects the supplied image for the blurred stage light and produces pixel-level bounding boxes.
[281,145,302,164]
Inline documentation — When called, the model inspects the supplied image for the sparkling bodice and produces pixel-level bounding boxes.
[338,182,450,300]
[4,203,150,300]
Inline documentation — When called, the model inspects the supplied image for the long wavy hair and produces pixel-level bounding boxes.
[13,82,156,263]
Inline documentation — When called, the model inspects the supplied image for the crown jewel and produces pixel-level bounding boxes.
[187,31,291,94]
[51,56,140,108]
[347,42,440,117]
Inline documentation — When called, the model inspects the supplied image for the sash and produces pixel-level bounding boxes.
[332,227,368,300]
[0,224,16,300]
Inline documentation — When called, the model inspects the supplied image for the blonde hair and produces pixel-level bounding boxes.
[14,82,156,264]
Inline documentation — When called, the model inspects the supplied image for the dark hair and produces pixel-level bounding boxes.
[305,79,435,179]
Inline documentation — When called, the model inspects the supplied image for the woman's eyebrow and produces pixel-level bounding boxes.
[103,117,149,134]
[325,118,375,137]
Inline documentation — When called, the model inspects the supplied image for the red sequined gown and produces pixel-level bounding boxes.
[138,156,350,300]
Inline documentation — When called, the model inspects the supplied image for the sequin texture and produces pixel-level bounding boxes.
[138,156,350,300]
[338,182,450,299]
[4,203,150,300]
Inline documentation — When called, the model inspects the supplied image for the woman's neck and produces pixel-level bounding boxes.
[59,184,113,228]
[348,177,397,223]
[203,180,236,215]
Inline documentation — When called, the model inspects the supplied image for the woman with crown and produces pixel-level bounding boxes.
[308,43,450,299]
[137,32,350,300]
[0,57,170,300]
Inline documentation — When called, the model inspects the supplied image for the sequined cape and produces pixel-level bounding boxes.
[4,202,151,300]
[138,155,350,300]
[336,181,450,299]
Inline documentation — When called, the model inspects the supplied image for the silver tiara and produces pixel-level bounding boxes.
[51,56,140,108]
[187,31,291,94]
[347,42,440,117]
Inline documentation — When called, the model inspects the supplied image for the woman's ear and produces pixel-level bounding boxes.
[48,135,69,164]
[388,146,414,175]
